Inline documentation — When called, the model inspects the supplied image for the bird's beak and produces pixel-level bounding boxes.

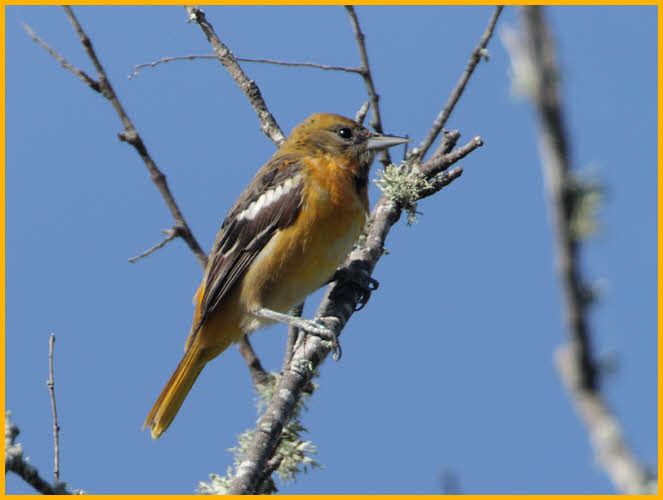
[365,134,411,151]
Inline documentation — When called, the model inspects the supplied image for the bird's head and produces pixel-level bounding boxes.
[284,113,410,171]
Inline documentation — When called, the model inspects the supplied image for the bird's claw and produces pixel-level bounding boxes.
[331,266,380,311]
[312,316,342,360]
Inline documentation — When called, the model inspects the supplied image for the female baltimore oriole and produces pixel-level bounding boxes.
[144,113,408,439]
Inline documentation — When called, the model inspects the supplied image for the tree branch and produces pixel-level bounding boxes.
[25,10,208,268]
[128,226,180,263]
[518,5,655,494]
[184,6,285,146]
[130,54,362,79]
[411,6,503,161]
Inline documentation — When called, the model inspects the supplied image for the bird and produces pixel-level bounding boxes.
[143,112,409,439]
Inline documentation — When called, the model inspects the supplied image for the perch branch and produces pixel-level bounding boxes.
[227,138,482,494]
[227,8,500,492]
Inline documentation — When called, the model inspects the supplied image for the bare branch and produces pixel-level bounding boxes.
[23,8,210,268]
[237,336,271,387]
[421,135,483,179]
[427,129,461,164]
[412,6,503,161]
[344,6,392,167]
[46,333,60,483]
[184,6,285,146]
[5,413,72,495]
[130,54,362,79]
[519,5,655,494]
[23,23,100,92]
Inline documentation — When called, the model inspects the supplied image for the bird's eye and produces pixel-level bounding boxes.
[337,127,353,139]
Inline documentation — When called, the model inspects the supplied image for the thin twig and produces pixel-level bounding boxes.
[355,101,370,124]
[184,6,285,146]
[46,334,60,483]
[237,336,270,387]
[421,135,483,179]
[128,226,180,263]
[344,6,392,167]
[5,413,72,494]
[281,302,304,373]
[23,23,100,91]
[519,5,655,494]
[129,54,362,79]
[24,8,208,268]
[428,129,461,163]
[412,6,503,161]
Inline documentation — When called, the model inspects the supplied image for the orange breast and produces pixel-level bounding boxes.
[238,156,367,331]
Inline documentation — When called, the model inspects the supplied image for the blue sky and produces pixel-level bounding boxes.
[5,5,657,494]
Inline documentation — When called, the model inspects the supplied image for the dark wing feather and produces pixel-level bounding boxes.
[196,155,304,329]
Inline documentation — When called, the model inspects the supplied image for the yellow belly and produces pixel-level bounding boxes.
[238,183,366,332]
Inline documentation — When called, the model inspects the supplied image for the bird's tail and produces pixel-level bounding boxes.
[143,345,206,439]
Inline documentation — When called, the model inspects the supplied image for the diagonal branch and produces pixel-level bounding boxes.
[184,6,285,146]
[23,8,209,269]
[412,6,503,161]
[519,5,656,494]
[227,138,482,494]
[25,8,268,396]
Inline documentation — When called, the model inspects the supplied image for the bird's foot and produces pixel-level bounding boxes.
[252,308,343,360]
[330,266,379,311]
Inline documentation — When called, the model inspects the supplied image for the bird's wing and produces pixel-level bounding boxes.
[196,155,305,329]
